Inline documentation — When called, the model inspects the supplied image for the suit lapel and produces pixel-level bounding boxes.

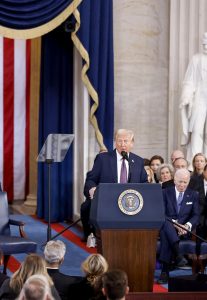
[171,188,178,214]
[110,150,118,183]
[179,189,190,215]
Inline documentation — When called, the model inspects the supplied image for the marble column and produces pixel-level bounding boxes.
[113,0,170,161]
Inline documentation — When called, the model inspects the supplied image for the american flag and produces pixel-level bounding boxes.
[0,37,30,201]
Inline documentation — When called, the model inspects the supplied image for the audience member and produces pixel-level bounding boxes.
[68,254,108,300]
[157,169,199,284]
[170,150,185,164]
[189,164,207,256]
[144,166,155,183]
[44,240,82,300]
[0,249,9,288]
[143,158,150,166]
[0,254,60,300]
[156,164,174,186]
[173,157,188,170]
[191,153,207,177]
[149,155,164,183]
[81,129,147,241]
[102,270,129,300]
[18,274,54,300]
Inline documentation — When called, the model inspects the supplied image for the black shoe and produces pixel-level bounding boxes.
[157,271,169,284]
[175,255,188,267]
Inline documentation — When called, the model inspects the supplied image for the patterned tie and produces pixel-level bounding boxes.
[177,192,183,213]
[120,158,127,183]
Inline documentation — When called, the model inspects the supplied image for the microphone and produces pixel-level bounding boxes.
[121,151,129,161]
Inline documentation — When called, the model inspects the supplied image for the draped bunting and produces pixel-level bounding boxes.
[72,0,114,151]
[0,0,82,39]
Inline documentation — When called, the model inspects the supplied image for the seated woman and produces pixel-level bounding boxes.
[156,163,174,188]
[0,254,60,300]
[144,166,155,183]
[149,155,164,183]
[68,254,108,300]
[191,153,207,177]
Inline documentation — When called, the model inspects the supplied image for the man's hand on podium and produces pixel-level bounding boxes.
[89,187,96,199]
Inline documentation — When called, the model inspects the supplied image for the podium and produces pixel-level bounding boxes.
[90,183,165,292]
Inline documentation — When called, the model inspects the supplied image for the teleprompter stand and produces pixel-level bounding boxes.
[37,134,74,242]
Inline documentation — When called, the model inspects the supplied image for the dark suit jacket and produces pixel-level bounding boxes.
[189,174,207,227]
[47,268,82,300]
[163,186,199,229]
[84,149,147,198]
[68,277,106,300]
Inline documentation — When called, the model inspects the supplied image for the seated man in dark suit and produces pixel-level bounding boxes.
[44,240,82,300]
[189,164,207,255]
[157,168,199,284]
[81,129,148,241]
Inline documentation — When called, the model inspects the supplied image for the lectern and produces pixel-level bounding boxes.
[90,183,165,292]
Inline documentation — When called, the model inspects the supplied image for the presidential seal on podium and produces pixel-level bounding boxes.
[118,189,144,215]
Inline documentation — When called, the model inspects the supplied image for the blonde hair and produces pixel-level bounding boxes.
[144,166,155,183]
[81,254,108,287]
[10,254,53,293]
[114,129,134,142]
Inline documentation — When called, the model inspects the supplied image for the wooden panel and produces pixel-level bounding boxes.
[99,229,158,292]
[126,292,207,300]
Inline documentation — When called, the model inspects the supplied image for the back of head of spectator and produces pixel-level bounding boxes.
[44,240,66,267]
[102,269,129,300]
[82,253,108,287]
[18,274,54,300]
[10,254,53,294]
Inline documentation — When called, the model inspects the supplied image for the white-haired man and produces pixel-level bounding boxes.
[18,274,54,300]
[44,240,82,300]
[158,169,199,284]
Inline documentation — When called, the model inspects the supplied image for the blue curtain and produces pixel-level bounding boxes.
[77,0,114,150]
[0,0,73,29]
[37,26,73,222]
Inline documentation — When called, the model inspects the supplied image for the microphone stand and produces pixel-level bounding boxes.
[41,218,81,247]
[166,217,207,243]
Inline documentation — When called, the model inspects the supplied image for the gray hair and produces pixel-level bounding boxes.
[156,163,174,182]
[174,168,190,180]
[18,274,54,300]
[44,240,66,264]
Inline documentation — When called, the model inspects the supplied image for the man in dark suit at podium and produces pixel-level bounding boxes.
[158,168,199,284]
[81,129,148,241]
